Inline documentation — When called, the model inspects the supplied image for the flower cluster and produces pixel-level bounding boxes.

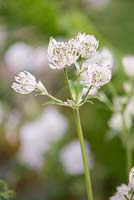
[12,33,112,109]
[110,167,134,200]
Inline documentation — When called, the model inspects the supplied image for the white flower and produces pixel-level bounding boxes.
[0,102,5,124]
[122,56,134,77]
[5,110,21,144]
[81,63,112,88]
[76,32,99,58]
[18,107,68,169]
[123,82,133,94]
[129,167,134,189]
[47,37,78,69]
[0,25,7,48]
[5,42,48,73]
[84,0,109,8]
[60,140,93,175]
[5,42,33,72]
[12,71,47,94]
[108,112,123,132]
[82,48,113,69]
[109,167,134,200]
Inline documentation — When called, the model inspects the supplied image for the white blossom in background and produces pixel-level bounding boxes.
[122,56,134,77]
[85,48,113,68]
[5,110,21,144]
[5,42,48,73]
[123,82,133,94]
[108,97,134,132]
[0,103,4,124]
[5,42,33,72]
[18,107,68,169]
[60,140,93,175]
[84,0,109,8]
[12,71,47,94]
[110,167,134,200]
[47,38,78,69]
[108,113,123,132]
[0,25,7,49]
[76,32,99,58]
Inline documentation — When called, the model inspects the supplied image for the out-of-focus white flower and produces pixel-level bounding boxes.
[47,37,78,69]
[113,96,127,112]
[0,25,7,49]
[129,167,134,189]
[124,99,134,129]
[108,98,134,132]
[123,82,133,94]
[81,63,112,88]
[122,56,134,77]
[82,48,113,69]
[110,167,134,200]
[18,107,68,169]
[0,103,4,124]
[60,140,93,175]
[12,71,47,94]
[5,42,48,72]
[108,113,123,132]
[5,110,21,144]
[5,42,33,72]
[76,32,98,58]
[84,0,109,8]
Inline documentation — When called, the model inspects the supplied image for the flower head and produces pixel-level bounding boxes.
[110,167,134,200]
[12,71,47,94]
[47,37,78,69]
[81,63,112,88]
[76,32,99,58]
[122,55,134,77]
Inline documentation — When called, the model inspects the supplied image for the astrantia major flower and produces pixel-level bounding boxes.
[76,32,99,58]
[47,37,78,69]
[110,167,134,200]
[81,63,112,88]
[12,71,47,94]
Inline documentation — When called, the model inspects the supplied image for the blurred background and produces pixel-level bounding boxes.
[0,0,134,199]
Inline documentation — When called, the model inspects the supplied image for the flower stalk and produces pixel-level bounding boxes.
[74,108,93,200]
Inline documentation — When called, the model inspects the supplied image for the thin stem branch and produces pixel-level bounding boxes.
[74,108,93,200]
[64,68,73,100]
[122,113,132,175]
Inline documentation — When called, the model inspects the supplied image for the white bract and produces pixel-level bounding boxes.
[47,38,78,69]
[76,32,99,58]
[122,56,134,77]
[12,71,47,94]
[60,140,93,175]
[110,167,134,200]
[18,107,68,169]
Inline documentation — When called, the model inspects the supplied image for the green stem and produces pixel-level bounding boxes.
[122,113,132,175]
[74,108,93,200]
[64,68,73,99]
